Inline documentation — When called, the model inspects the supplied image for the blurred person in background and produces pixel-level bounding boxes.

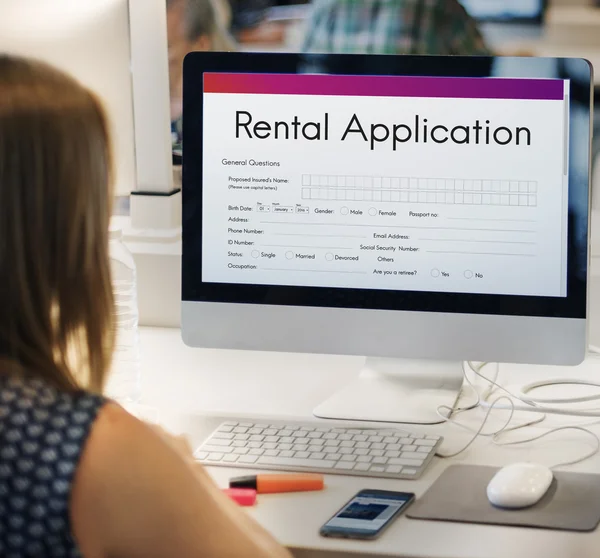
[303,0,491,56]
[228,0,287,45]
[167,0,235,152]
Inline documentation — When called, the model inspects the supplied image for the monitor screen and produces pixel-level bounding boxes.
[201,72,568,299]
[458,0,545,22]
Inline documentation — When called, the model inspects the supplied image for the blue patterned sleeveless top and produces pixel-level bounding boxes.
[0,374,105,557]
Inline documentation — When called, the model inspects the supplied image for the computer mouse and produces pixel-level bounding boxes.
[486,462,554,509]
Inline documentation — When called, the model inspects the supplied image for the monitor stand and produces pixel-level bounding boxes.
[313,358,464,425]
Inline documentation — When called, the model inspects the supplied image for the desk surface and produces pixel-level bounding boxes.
[139,327,600,558]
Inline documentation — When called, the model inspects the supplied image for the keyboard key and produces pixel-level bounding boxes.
[307,432,323,439]
[248,428,263,434]
[300,426,315,431]
[385,451,400,458]
[255,424,269,429]
[418,447,430,453]
[263,442,277,450]
[335,462,355,470]
[386,443,402,451]
[206,453,224,461]
[403,468,418,476]
[354,463,370,471]
[415,439,437,447]
[369,450,384,457]
[213,433,234,440]
[201,446,233,454]
[308,439,325,446]
[279,430,293,437]
[339,448,353,455]
[353,435,368,442]
[316,427,330,433]
[263,429,278,436]
[386,465,402,474]
[294,444,309,452]
[206,438,232,447]
[354,448,369,456]
[325,440,340,447]
[223,454,239,463]
[222,422,238,427]
[340,441,355,448]
[280,437,295,444]
[239,422,253,427]
[403,445,417,453]
[232,441,247,448]
[233,427,248,434]
[238,455,258,464]
[278,443,292,451]
[233,448,249,455]
[426,435,440,440]
[279,450,295,458]
[235,434,250,441]
[248,442,262,449]
[249,435,264,442]
[195,451,208,460]
[341,455,356,462]
[295,451,310,459]
[401,452,425,461]
[347,429,362,435]
[337,434,352,441]
[370,466,386,472]
[388,458,423,467]
[325,453,341,461]
[310,452,326,460]
[355,442,370,449]
[372,457,387,465]
[264,435,279,442]
[384,437,399,444]
[368,436,383,443]
[323,433,338,440]
[249,449,264,456]
[264,449,279,457]
[371,443,385,450]
[258,456,336,469]
[400,438,413,445]
[357,456,372,463]
[292,431,307,438]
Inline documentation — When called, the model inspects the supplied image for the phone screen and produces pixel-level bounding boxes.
[321,490,414,539]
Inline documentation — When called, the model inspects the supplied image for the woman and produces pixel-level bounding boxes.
[0,55,291,558]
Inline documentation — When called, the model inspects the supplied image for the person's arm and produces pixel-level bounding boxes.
[442,0,493,56]
[70,403,293,558]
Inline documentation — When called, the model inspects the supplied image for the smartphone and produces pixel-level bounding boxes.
[320,489,415,540]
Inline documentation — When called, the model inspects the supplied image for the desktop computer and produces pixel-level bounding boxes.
[183,53,592,478]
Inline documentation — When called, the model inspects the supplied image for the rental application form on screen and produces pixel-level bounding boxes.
[201,73,569,297]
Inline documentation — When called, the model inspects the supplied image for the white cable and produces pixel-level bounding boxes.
[493,426,600,469]
[436,362,600,468]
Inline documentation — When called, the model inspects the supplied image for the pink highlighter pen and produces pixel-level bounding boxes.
[222,487,257,506]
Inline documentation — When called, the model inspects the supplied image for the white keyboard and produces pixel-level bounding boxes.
[194,420,442,480]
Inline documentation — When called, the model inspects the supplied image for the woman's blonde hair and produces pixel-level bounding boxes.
[0,55,114,393]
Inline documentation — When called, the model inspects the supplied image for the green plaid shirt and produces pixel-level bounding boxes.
[302,0,492,56]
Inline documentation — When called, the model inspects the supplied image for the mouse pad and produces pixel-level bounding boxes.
[407,465,600,532]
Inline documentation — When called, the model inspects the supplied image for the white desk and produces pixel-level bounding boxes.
[139,326,600,558]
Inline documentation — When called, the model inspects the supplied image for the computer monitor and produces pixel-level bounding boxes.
[458,0,547,23]
[181,53,592,424]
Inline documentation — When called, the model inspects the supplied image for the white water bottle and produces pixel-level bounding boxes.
[107,227,142,403]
